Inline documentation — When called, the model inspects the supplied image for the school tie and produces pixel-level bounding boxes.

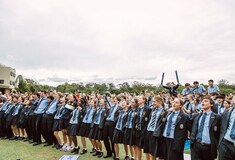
[166,112,175,136]
[218,105,221,115]
[108,105,115,118]
[85,108,92,121]
[35,98,43,112]
[150,108,158,128]
[196,112,207,142]
[95,108,102,122]
[230,119,235,139]
[126,110,133,128]
[117,112,124,128]
[73,109,78,121]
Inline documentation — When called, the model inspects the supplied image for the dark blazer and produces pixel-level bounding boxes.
[135,105,152,134]
[190,112,221,159]
[163,84,179,97]
[153,108,168,137]
[218,107,234,146]
[90,107,109,129]
[164,110,190,152]
[212,103,224,114]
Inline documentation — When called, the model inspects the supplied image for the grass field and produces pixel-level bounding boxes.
[0,135,191,160]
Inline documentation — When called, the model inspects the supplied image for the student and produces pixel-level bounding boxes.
[162,98,189,160]
[67,98,85,154]
[103,92,122,158]
[10,96,23,140]
[22,97,32,142]
[223,100,231,112]
[190,95,221,160]
[89,98,109,158]
[0,97,12,138]
[113,100,129,160]
[193,81,206,95]
[52,96,66,149]
[182,83,193,96]
[123,98,138,160]
[79,99,97,155]
[59,94,76,151]
[144,96,168,160]
[207,80,220,96]
[33,91,48,146]
[135,96,151,160]
[212,95,224,115]
[162,82,179,97]
[218,106,235,160]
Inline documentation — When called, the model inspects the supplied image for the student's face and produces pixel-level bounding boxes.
[217,98,223,104]
[100,99,105,106]
[121,101,127,109]
[138,97,144,105]
[13,97,18,103]
[194,83,199,87]
[186,85,190,89]
[48,99,52,103]
[131,99,137,108]
[68,94,74,102]
[201,99,213,110]
[89,101,95,107]
[170,83,174,87]
[223,101,230,109]
[18,97,22,103]
[152,99,161,108]
[172,98,181,111]
[77,99,82,106]
[60,97,66,103]
[209,81,213,86]
[114,98,119,105]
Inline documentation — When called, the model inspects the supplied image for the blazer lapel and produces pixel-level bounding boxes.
[175,111,183,126]
[209,112,216,129]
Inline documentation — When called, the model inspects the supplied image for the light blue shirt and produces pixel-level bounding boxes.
[138,105,145,130]
[54,104,65,119]
[69,108,80,124]
[182,88,193,95]
[34,97,48,114]
[94,107,104,125]
[147,107,163,131]
[224,109,235,143]
[5,103,16,114]
[116,110,127,130]
[193,85,206,95]
[217,104,225,115]
[0,102,11,111]
[163,110,180,139]
[164,103,169,110]
[83,107,96,123]
[45,99,59,114]
[197,111,212,144]
[12,103,22,116]
[126,108,136,129]
[207,85,220,95]
[106,105,119,121]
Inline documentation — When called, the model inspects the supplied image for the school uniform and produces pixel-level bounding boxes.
[193,85,206,95]
[0,102,12,137]
[79,106,96,138]
[52,103,65,132]
[163,84,179,97]
[113,109,128,144]
[42,99,59,145]
[4,103,16,138]
[11,103,23,126]
[89,106,109,141]
[33,97,48,144]
[162,110,190,160]
[27,99,38,142]
[67,106,85,136]
[144,107,168,158]
[182,88,193,95]
[190,111,221,160]
[218,107,235,160]
[212,103,225,115]
[18,105,28,130]
[207,85,220,95]
[59,101,77,130]
[135,105,151,149]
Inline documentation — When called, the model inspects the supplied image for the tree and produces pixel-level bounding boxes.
[18,80,29,93]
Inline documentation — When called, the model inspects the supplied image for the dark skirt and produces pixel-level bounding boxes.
[113,129,124,144]
[144,131,163,158]
[59,118,70,130]
[89,124,103,141]
[136,130,145,149]
[67,124,80,136]
[11,115,19,125]
[130,128,137,146]
[79,122,91,137]
[123,128,132,145]
[52,119,60,132]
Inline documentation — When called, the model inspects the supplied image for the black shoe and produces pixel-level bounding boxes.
[80,149,87,155]
[124,155,130,160]
[9,136,17,140]
[90,148,96,153]
[93,151,99,156]
[16,136,23,140]
[1,136,7,139]
[41,141,47,144]
[103,154,112,158]
[56,144,63,149]
[44,143,53,147]
[70,147,80,154]
[52,144,57,148]
[33,142,41,146]
[98,152,103,158]
[114,158,120,160]
[29,140,34,143]
[23,138,29,142]
[131,158,135,160]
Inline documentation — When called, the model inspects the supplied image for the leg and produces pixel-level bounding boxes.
[54,131,62,144]
[114,143,119,158]
[81,136,86,148]
[124,144,129,156]
[62,129,68,144]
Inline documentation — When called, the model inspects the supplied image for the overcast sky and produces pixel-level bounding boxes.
[0,0,235,86]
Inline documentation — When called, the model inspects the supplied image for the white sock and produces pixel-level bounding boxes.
[83,148,87,150]
[75,146,78,149]
[116,156,119,158]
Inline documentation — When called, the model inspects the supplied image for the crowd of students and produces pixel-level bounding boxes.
[0,79,234,160]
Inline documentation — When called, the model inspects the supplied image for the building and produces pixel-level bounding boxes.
[0,64,16,94]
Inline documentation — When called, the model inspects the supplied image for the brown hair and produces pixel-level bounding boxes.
[153,96,165,108]
[202,95,215,106]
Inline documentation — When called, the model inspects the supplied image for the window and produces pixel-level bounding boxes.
[0,80,4,84]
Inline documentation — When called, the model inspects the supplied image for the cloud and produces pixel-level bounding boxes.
[0,0,235,86]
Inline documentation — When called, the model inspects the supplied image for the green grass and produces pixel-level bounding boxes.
[0,134,191,160]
